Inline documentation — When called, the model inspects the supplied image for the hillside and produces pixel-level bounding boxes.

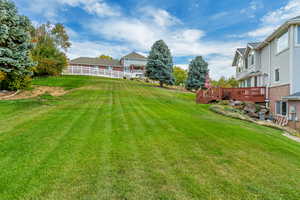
[0,75,299,200]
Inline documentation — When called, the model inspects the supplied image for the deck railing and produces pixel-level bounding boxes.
[196,87,266,104]
[63,66,141,79]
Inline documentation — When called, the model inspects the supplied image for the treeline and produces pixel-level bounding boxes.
[0,0,70,90]
[145,40,239,91]
[145,40,209,91]
[211,77,239,88]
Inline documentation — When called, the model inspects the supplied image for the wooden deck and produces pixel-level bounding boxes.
[196,87,266,104]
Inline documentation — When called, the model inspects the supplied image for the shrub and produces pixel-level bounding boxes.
[1,73,32,91]
[31,37,68,76]
[0,71,6,81]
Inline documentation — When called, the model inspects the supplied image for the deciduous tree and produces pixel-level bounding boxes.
[173,66,187,86]
[211,76,239,88]
[31,22,70,76]
[98,55,113,60]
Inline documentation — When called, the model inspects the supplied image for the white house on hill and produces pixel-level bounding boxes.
[65,52,147,78]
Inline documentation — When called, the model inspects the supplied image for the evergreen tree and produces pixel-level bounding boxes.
[146,40,175,87]
[0,0,34,90]
[186,56,208,91]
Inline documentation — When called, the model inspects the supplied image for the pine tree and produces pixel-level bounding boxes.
[146,40,175,87]
[0,0,34,90]
[186,56,209,91]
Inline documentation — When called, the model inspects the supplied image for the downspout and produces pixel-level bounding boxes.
[289,25,294,95]
[267,42,271,108]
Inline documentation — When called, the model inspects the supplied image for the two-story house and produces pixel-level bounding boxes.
[232,16,300,128]
[66,52,147,78]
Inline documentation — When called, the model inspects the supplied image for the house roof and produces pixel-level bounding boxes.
[70,57,121,67]
[257,16,300,49]
[122,52,147,60]
[248,42,262,49]
[232,48,246,66]
[283,92,300,100]
[237,48,246,55]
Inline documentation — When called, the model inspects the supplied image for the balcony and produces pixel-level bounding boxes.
[236,66,256,80]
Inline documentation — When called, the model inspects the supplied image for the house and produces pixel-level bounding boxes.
[65,52,147,78]
[232,16,300,128]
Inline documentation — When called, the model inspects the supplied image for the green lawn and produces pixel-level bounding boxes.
[0,75,300,200]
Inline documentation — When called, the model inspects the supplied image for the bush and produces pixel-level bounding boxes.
[1,73,32,91]
[31,39,68,76]
[0,71,6,81]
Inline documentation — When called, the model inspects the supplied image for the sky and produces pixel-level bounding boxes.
[13,0,300,80]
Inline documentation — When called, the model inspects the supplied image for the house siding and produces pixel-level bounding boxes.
[292,26,300,94]
[269,32,290,88]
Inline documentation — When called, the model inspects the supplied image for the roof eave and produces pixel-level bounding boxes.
[257,20,300,50]
[282,96,300,100]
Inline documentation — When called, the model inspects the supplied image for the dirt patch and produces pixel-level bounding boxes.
[0,86,67,100]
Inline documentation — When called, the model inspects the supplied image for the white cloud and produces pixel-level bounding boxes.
[207,55,236,80]
[176,64,189,70]
[20,0,244,80]
[139,7,181,27]
[250,0,263,11]
[88,16,240,59]
[78,0,121,17]
[24,0,120,21]
[247,0,300,38]
[175,55,236,80]
[67,41,130,59]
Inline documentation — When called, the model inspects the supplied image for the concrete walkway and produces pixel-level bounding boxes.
[283,133,300,143]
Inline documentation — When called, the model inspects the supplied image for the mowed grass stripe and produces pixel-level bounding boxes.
[0,75,299,200]
[28,83,112,199]
[126,83,300,199]
[1,83,108,199]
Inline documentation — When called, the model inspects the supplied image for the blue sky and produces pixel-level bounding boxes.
[13,0,300,79]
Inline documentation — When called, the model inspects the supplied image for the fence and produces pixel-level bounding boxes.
[63,66,143,79]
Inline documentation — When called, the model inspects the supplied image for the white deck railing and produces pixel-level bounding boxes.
[63,66,144,79]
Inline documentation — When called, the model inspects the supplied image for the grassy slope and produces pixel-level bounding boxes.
[0,75,299,200]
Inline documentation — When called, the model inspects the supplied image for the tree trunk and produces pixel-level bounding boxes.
[159,81,163,87]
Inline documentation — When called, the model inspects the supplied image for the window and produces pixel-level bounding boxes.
[296,26,300,45]
[246,79,251,87]
[275,69,280,82]
[276,101,288,116]
[248,51,254,66]
[254,76,258,87]
[290,105,297,121]
[277,31,289,53]
[282,102,287,116]
[237,57,243,73]
[276,101,281,115]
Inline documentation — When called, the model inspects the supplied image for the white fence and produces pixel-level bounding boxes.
[63,66,144,79]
